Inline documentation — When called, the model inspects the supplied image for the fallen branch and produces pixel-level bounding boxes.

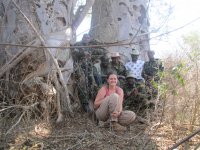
[168,127,200,150]
[0,39,40,78]
[6,111,26,135]
[0,102,40,113]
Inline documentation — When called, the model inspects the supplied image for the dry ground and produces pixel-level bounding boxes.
[0,110,200,150]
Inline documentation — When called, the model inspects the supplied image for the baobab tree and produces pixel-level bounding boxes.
[90,0,150,61]
[0,0,95,130]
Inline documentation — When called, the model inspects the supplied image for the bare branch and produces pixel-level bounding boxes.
[0,102,40,113]
[0,39,40,78]
[168,128,200,150]
[5,111,26,135]
[72,0,95,30]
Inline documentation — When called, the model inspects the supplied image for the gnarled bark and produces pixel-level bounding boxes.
[90,0,150,61]
[0,0,95,128]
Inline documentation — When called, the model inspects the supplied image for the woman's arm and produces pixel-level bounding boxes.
[117,87,124,112]
[94,86,106,109]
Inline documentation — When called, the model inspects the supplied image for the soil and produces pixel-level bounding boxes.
[0,110,200,150]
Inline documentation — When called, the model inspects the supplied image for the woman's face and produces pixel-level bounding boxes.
[107,74,118,86]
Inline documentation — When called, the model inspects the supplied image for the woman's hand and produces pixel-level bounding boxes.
[112,111,121,117]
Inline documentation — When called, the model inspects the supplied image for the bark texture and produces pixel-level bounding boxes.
[90,0,150,61]
[0,0,94,127]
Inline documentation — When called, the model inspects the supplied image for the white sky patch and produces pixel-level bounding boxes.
[150,0,200,59]
[76,16,91,41]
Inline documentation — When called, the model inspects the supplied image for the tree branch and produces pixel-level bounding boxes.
[168,128,200,150]
[72,0,95,30]
[6,111,26,135]
[0,39,40,78]
[0,102,40,113]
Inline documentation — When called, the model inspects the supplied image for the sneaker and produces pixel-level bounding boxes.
[111,122,127,132]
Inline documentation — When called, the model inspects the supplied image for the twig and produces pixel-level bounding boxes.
[0,39,40,78]
[0,40,133,49]
[6,111,26,135]
[0,102,39,113]
[107,130,143,140]
[65,130,89,150]
[168,128,200,150]
[0,106,18,112]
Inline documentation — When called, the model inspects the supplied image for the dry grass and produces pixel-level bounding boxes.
[1,54,200,149]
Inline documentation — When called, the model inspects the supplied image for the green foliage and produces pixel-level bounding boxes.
[171,62,186,86]
[159,82,168,95]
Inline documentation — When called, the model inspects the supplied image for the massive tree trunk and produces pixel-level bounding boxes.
[90,0,150,61]
[0,0,95,129]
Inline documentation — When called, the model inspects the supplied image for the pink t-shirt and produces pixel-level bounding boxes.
[104,85,121,97]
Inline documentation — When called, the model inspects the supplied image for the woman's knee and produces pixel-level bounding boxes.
[109,93,119,100]
[108,94,120,106]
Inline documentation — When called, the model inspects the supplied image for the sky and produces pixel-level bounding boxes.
[76,0,200,59]
[76,17,91,41]
[150,0,200,58]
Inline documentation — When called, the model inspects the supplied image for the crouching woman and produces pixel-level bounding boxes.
[94,72,136,132]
